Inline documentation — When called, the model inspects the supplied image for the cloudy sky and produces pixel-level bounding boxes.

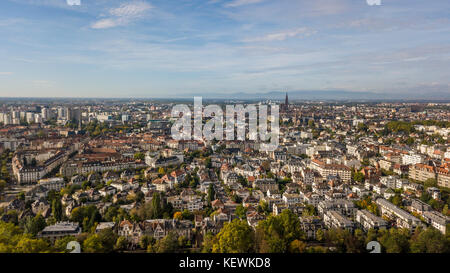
[0,0,449,98]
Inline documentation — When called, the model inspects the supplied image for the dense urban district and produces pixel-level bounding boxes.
[0,97,449,253]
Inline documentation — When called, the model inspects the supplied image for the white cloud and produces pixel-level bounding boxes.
[91,18,119,29]
[91,1,153,29]
[225,0,264,8]
[243,28,317,42]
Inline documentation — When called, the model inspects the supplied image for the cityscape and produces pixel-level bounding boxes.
[0,0,449,258]
[0,97,448,253]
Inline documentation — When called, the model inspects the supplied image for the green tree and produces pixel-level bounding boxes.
[255,210,304,253]
[139,235,155,250]
[207,184,215,205]
[54,236,77,253]
[52,199,63,221]
[154,232,179,253]
[213,219,255,253]
[83,234,104,253]
[0,180,6,193]
[378,228,410,253]
[353,172,365,183]
[115,236,128,251]
[134,152,145,161]
[23,214,46,237]
[410,228,449,253]
[14,237,51,253]
[235,204,248,220]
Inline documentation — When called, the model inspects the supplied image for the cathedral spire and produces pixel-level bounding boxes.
[285,92,289,109]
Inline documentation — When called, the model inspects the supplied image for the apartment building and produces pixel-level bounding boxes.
[38,177,67,191]
[317,199,357,218]
[408,163,436,182]
[436,167,450,188]
[422,211,449,234]
[376,198,422,231]
[310,159,351,183]
[38,222,81,242]
[323,210,354,232]
[355,210,388,231]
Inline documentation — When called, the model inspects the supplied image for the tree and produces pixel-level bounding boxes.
[97,228,118,252]
[115,236,128,251]
[207,184,215,205]
[151,192,162,219]
[139,235,155,250]
[54,236,77,253]
[410,228,449,253]
[52,199,63,221]
[0,179,6,193]
[70,205,101,232]
[443,204,449,216]
[235,204,248,220]
[378,228,410,253]
[134,152,145,161]
[289,239,307,253]
[17,192,25,200]
[83,234,104,253]
[154,232,179,253]
[0,221,51,253]
[255,210,304,253]
[201,232,216,253]
[390,194,403,207]
[14,237,51,253]
[82,228,117,253]
[353,172,365,183]
[181,209,194,221]
[173,211,182,220]
[424,178,437,188]
[316,229,325,242]
[213,219,255,253]
[23,214,46,236]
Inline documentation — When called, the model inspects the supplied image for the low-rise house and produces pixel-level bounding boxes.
[99,186,117,197]
[31,199,51,217]
[246,211,265,229]
[301,192,324,206]
[96,222,116,233]
[141,219,194,240]
[110,181,131,192]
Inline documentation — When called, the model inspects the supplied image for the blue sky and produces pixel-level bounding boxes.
[0,0,449,98]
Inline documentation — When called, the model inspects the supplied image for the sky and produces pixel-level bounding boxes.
[0,0,449,98]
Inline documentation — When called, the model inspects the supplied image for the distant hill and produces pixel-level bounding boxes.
[177,90,450,101]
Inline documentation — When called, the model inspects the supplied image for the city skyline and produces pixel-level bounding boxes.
[0,0,450,98]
